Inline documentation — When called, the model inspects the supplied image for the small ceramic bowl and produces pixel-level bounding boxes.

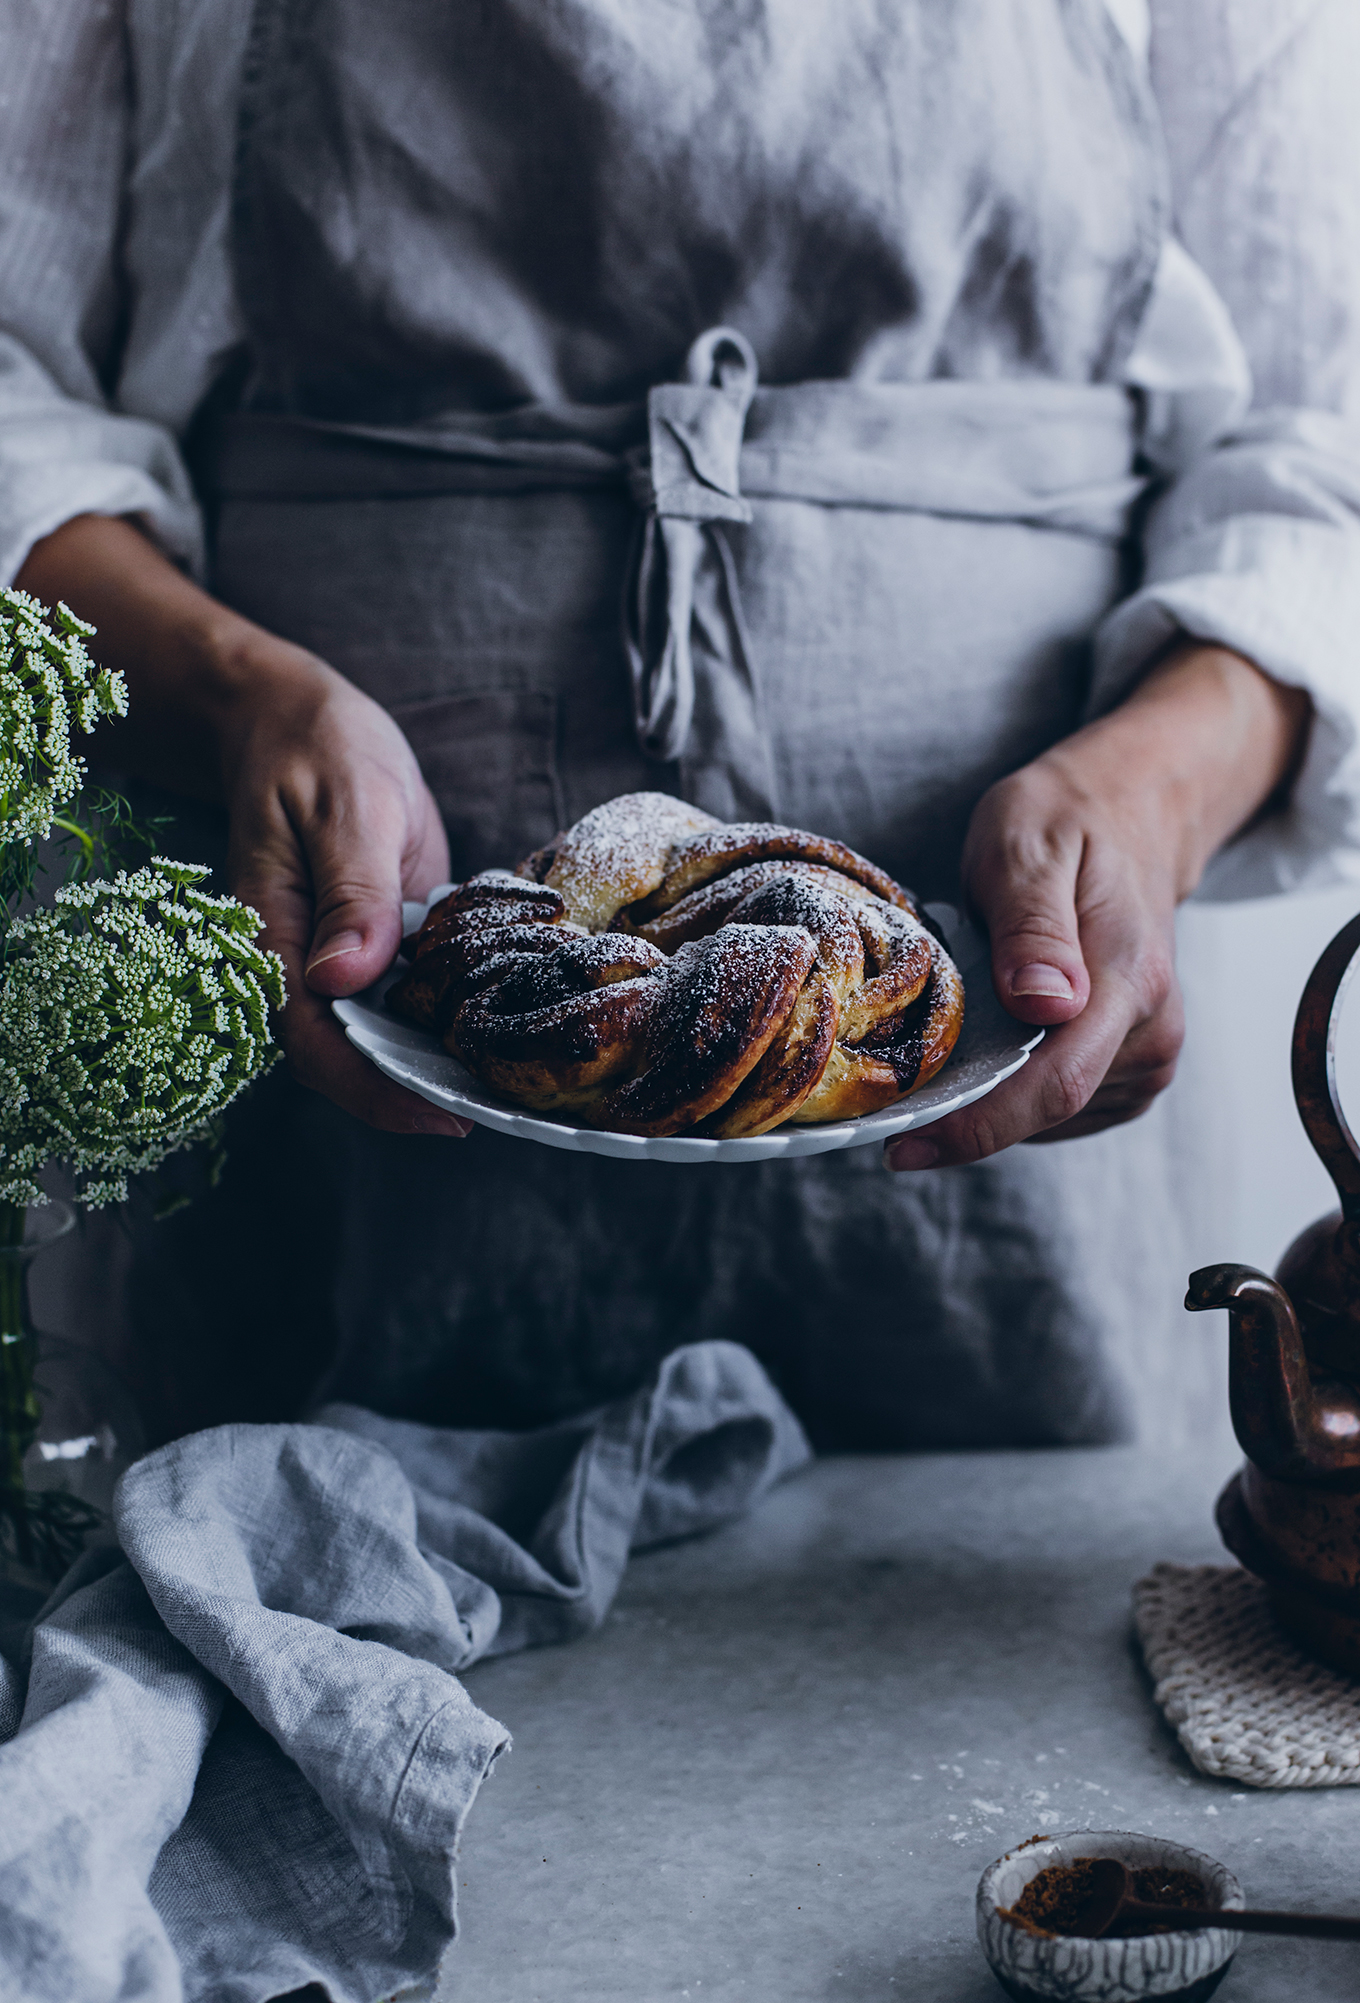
[976,1830,1244,2003]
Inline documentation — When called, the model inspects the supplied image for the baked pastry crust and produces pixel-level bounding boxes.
[388,793,964,1137]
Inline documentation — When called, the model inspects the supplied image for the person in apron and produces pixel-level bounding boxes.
[6,0,1335,1448]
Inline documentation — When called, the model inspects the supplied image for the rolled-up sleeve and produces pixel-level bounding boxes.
[0,0,202,585]
[1093,0,1360,899]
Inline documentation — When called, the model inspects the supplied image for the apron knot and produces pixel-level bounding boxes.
[643,326,758,524]
[624,328,775,818]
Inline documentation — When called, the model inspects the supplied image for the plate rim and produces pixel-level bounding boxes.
[332,900,1042,1163]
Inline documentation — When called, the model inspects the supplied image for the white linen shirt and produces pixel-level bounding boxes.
[1,0,1359,898]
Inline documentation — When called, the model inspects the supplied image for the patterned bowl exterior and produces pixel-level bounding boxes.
[976,1831,1243,2003]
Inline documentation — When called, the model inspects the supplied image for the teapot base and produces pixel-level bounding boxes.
[1265,1578,1360,1679]
[1217,1468,1360,1679]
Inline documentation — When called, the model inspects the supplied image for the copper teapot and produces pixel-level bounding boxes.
[1189,910,1360,1674]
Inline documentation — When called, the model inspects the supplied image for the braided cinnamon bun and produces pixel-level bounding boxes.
[388,793,964,1138]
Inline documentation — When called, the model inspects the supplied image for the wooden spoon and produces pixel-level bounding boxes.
[1070,1859,1360,1942]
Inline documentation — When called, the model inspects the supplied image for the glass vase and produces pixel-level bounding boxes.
[0,1199,142,1591]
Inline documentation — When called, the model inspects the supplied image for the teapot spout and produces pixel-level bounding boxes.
[1188,1263,1360,1486]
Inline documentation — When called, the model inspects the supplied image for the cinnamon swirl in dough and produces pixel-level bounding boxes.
[388,793,964,1137]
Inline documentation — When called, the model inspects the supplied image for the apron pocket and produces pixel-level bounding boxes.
[392,688,563,878]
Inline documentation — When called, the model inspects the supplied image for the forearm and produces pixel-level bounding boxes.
[1036,642,1313,905]
[15,513,332,800]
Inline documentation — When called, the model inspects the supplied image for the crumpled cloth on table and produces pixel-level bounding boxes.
[0,1340,809,2003]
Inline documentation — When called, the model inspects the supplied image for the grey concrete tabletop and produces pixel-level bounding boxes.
[438,1440,1360,2003]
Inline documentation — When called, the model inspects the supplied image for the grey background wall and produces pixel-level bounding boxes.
[1196,884,1360,1275]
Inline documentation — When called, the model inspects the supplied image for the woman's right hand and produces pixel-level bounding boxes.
[17,512,471,1137]
[217,650,471,1136]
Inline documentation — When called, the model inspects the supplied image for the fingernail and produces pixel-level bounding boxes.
[1009,963,1075,1000]
[415,1111,472,1139]
[887,1136,940,1172]
[306,931,364,975]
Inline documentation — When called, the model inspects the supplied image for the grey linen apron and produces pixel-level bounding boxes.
[138,0,1200,1449]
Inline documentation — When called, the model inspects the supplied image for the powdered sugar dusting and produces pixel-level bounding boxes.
[388,797,964,1135]
[545,792,719,931]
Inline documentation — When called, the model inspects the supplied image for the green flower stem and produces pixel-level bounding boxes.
[0,1198,37,1567]
[48,813,96,871]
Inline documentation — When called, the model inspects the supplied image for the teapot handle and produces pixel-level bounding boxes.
[1293,909,1360,1219]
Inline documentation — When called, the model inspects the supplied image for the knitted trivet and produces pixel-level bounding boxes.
[1133,1562,1360,1788]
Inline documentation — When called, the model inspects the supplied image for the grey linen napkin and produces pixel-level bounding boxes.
[0,1340,809,2003]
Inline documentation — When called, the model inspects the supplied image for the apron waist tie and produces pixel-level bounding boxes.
[622,327,768,799]
[199,359,1149,820]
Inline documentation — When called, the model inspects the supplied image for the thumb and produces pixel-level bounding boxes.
[968,839,1091,1029]
[302,825,406,998]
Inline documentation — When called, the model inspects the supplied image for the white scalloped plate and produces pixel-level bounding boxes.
[333,898,1042,1164]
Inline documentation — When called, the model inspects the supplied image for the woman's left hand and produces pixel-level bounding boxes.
[886,642,1312,1171]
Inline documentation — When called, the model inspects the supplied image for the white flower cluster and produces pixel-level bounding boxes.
[0,588,128,846]
[0,859,286,1206]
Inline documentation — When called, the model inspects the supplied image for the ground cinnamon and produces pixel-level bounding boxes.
[1000,1859,1210,1939]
